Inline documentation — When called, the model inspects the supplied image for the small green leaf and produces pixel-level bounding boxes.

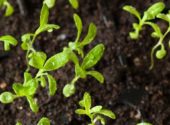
[137,122,152,125]
[27,96,39,113]
[47,74,57,96]
[123,5,141,20]
[0,92,16,104]
[24,72,32,84]
[69,0,79,9]
[83,92,91,110]
[81,44,105,69]
[21,33,33,50]
[63,84,76,97]
[97,109,116,119]
[74,13,82,42]
[4,1,14,16]
[156,48,166,59]
[145,22,162,38]
[144,2,165,20]
[36,24,60,35]
[40,4,49,26]
[157,13,170,22]
[43,51,69,71]
[37,117,51,125]
[87,71,104,84]
[94,115,106,125]
[90,105,102,113]
[0,35,18,51]
[80,23,97,47]
[75,64,86,78]
[75,109,86,115]
[29,52,47,69]
[16,122,22,125]
[43,0,56,8]
[40,76,46,87]
[79,100,85,107]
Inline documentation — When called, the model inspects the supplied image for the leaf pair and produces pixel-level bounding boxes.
[69,14,97,57]
[0,35,18,51]
[75,92,116,125]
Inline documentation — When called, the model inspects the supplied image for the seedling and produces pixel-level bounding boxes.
[16,117,51,125]
[63,14,105,97]
[0,0,14,16]
[75,92,116,125]
[137,122,152,125]
[123,2,170,69]
[69,0,79,9]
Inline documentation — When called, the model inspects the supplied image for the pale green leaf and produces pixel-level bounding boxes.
[40,4,49,26]
[47,74,57,96]
[63,84,75,97]
[90,105,102,113]
[137,122,152,125]
[27,96,39,113]
[0,92,16,104]
[43,0,56,8]
[37,117,51,125]
[75,109,86,115]
[81,44,105,69]
[87,71,104,84]
[75,64,86,78]
[69,0,79,9]
[74,13,82,42]
[83,92,91,110]
[97,109,116,119]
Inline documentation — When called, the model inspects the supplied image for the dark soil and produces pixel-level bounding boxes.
[0,0,170,125]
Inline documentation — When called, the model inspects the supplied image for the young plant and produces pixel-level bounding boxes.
[123,2,165,39]
[75,92,116,125]
[0,0,14,16]
[16,117,51,125]
[63,14,105,97]
[123,2,170,69]
[69,0,79,9]
[137,122,152,125]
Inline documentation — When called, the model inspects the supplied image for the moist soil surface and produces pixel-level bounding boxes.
[0,0,170,125]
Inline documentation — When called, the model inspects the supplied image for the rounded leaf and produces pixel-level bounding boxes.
[63,84,76,97]
[0,92,15,104]
[156,49,166,59]
[37,117,50,125]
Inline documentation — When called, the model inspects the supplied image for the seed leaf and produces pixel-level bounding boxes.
[27,96,39,113]
[74,13,82,42]
[144,2,165,20]
[157,13,170,22]
[75,64,86,78]
[87,71,104,84]
[0,35,18,51]
[83,92,91,110]
[81,44,105,69]
[97,109,116,119]
[4,1,14,16]
[69,0,79,9]
[63,84,76,97]
[40,76,46,87]
[24,72,32,84]
[0,92,15,104]
[123,5,141,20]
[37,117,51,125]
[81,23,97,47]
[40,4,49,26]
[47,74,57,96]
[75,109,86,115]
[43,51,69,71]
[29,52,47,69]
[36,24,60,35]
[90,105,102,113]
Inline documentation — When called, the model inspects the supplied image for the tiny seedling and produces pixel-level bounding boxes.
[75,92,116,125]
[0,0,14,16]
[123,2,170,69]
[69,0,79,9]
[137,122,152,125]
[16,117,51,125]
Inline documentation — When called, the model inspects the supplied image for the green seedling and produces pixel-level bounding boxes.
[63,14,105,97]
[16,117,51,125]
[0,0,14,16]
[123,2,165,39]
[69,0,79,9]
[0,35,18,51]
[137,122,152,125]
[123,2,170,69]
[75,92,116,125]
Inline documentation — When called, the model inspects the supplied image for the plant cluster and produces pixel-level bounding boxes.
[0,0,116,124]
[123,2,170,69]
[0,0,13,16]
